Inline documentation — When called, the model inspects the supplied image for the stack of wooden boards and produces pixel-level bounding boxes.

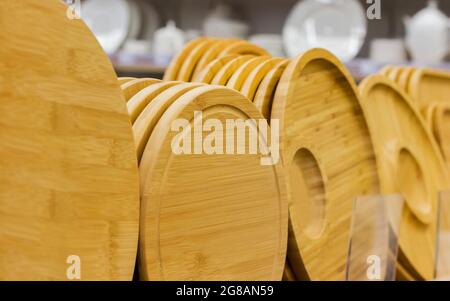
[163,37,450,281]
[1,0,450,281]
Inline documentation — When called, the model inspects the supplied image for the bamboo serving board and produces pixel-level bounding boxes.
[127,81,179,123]
[271,49,380,280]
[118,77,136,84]
[359,75,450,280]
[192,55,239,84]
[240,58,287,101]
[121,78,161,102]
[408,68,450,111]
[163,37,210,81]
[211,55,257,85]
[138,86,288,280]
[0,0,139,280]
[193,39,238,77]
[176,39,217,82]
[133,83,204,162]
[218,40,270,57]
[225,56,272,90]
[254,60,290,120]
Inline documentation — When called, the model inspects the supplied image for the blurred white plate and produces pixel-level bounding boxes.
[283,0,367,62]
[249,34,285,57]
[137,0,160,40]
[82,0,130,54]
[127,0,141,40]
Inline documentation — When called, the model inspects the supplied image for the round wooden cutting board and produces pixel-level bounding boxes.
[218,40,270,57]
[271,49,380,280]
[240,58,287,101]
[138,86,288,280]
[226,56,272,91]
[176,39,217,82]
[254,60,289,120]
[193,39,238,77]
[127,81,179,123]
[0,0,139,280]
[121,78,161,102]
[193,55,238,84]
[118,77,136,85]
[163,37,210,81]
[359,75,450,280]
[133,83,204,162]
[211,55,257,85]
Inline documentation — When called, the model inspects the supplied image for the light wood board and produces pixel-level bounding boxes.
[240,57,287,101]
[163,37,210,81]
[272,48,380,280]
[133,83,204,162]
[127,81,179,123]
[226,56,271,91]
[192,55,239,84]
[359,75,450,280]
[211,55,257,85]
[138,86,288,280]
[0,0,139,280]
[254,60,289,120]
[176,39,217,82]
[121,78,161,102]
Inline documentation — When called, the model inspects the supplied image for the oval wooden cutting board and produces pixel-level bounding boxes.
[163,37,210,81]
[193,39,238,77]
[240,57,287,101]
[133,83,204,162]
[127,81,179,123]
[359,75,450,280]
[176,39,217,82]
[193,55,239,84]
[0,0,139,280]
[211,55,257,85]
[138,86,288,280]
[254,60,289,120]
[121,78,161,102]
[225,56,271,90]
[271,49,380,280]
[218,40,270,57]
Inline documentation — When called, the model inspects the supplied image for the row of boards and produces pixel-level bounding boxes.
[0,0,449,280]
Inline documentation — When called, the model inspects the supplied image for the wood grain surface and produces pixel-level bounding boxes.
[138,86,288,280]
[359,75,450,280]
[0,0,139,280]
[272,49,380,280]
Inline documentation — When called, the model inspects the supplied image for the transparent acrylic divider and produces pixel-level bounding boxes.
[346,195,404,281]
[435,191,450,280]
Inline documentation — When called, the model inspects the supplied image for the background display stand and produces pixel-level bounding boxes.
[435,191,450,280]
[346,195,404,281]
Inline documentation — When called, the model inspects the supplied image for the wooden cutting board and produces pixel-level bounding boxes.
[192,55,238,84]
[359,75,450,280]
[226,56,272,91]
[211,55,257,85]
[121,78,161,102]
[408,68,450,111]
[133,83,204,162]
[254,60,289,120]
[0,0,139,280]
[118,77,136,84]
[240,58,287,101]
[163,37,210,81]
[218,40,270,57]
[138,86,288,280]
[193,39,238,77]
[176,39,217,82]
[398,67,415,92]
[127,81,179,123]
[271,49,380,280]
